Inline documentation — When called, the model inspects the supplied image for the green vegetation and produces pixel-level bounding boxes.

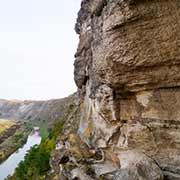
[8,139,55,180]
[49,120,64,139]
[23,121,34,132]
[13,132,24,142]
[39,121,49,140]
[24,120,49,140]
[8,120,65,180]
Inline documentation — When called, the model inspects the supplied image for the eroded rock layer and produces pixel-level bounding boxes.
[53,1,180,179]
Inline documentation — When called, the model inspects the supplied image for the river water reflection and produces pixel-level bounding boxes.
[0,131,41,180]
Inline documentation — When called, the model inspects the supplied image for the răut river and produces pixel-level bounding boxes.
[0,130,41,180]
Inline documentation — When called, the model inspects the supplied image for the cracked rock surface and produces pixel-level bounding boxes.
[52,0,180,179]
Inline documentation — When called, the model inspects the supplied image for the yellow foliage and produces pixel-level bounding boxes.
[0,119,15,134]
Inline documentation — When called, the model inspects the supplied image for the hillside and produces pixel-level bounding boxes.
[0,94,77,126]
[0,119,29,164]
[0,119,15,134]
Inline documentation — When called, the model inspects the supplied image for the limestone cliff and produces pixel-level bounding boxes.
[52,1,180,179]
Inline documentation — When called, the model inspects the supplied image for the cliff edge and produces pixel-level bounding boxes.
[52,1,180,179]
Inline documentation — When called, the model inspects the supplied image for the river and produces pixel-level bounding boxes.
[0,131,41,180]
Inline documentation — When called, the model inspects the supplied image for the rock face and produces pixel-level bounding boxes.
[53,0,180,179]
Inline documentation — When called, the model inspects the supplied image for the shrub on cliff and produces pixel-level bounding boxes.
[7,120,65,180]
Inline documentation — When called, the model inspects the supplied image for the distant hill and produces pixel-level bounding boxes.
[0,94,77,126]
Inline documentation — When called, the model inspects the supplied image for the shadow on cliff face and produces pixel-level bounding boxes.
[62,0,180,179]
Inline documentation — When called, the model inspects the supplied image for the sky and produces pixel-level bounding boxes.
[0,0,81,100]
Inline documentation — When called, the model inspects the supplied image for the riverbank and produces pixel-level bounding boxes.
[0,131,41,180]
[0,123,30,164]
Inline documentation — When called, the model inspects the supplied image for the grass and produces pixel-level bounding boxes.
[24,120,49,140]
[0,119,15,134]
[39,122,49,140]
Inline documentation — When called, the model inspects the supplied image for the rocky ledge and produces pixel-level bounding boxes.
[52,1,180,179]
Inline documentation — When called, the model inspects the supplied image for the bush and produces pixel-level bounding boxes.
[8,120,65,180]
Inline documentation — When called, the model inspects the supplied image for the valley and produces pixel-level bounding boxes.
[0,94,77,172]
[0,95,76,126]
